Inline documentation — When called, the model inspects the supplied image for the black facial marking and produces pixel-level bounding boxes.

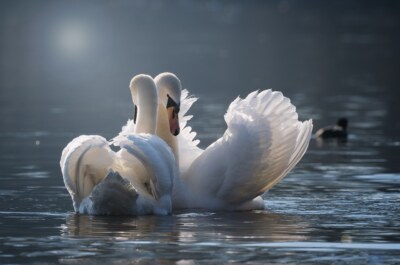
[167,94,180,114]
[133,105,138,124]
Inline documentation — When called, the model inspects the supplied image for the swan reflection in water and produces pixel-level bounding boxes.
[61,211,309,244]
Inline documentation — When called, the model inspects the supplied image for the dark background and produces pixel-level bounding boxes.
[1,0,399,138]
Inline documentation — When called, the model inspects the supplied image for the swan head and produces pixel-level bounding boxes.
[155,72,182,136]
[129,74,157,105]
[129,74,158,133]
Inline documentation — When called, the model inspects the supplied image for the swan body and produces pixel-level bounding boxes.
[113,72,313,211]
[61,75,178,215]
[153,73,313,211]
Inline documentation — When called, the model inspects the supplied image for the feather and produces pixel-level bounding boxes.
[178,89,313,210]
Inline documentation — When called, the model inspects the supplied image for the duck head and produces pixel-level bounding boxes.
[337,118,348,131]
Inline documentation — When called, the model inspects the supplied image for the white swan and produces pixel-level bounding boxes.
[60,75,178,215]
[114,73,313,211]
[153,73,313,211]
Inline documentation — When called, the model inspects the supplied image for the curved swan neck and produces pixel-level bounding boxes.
[156,103,179,162]
[154,73,182,161]
[130,75,158,134]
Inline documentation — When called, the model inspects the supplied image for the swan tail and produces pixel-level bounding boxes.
[84,170,139,215]
[60,135,114,211]
[187,90,312,207]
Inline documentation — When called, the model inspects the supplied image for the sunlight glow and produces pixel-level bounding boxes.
[57,23,87,55]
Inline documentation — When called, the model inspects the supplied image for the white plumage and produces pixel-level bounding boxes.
[61,134,177,215]
[76,72,313,213]
[175,89,312,210]
[152,73,313,211]
[60,75,178,215]
[114,73,312,210]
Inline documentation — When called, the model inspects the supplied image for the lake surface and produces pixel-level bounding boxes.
[1,91,400,264]
[1,1,400,264]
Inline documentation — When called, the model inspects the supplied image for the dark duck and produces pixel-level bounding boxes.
[316,118,348,139]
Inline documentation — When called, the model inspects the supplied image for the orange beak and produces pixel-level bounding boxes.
[167,107,180,136]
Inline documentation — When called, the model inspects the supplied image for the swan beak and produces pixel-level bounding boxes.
[167,106,180,136]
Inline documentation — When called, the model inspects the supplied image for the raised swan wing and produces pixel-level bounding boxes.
[183,89,312,209]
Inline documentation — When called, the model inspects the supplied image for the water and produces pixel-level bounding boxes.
[1,1,400,264]
[1,94,399,265]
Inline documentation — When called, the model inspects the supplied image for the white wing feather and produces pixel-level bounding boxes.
[60,135,114,211]
[182,89,312,208]
[177,89,203,173]
[118,134,176,199]
[116,134,177,214]
[111,118,136,146]
[60,134,177,215]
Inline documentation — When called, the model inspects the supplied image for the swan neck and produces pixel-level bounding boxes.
[134,84,158,134]
[156,103,179,163]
